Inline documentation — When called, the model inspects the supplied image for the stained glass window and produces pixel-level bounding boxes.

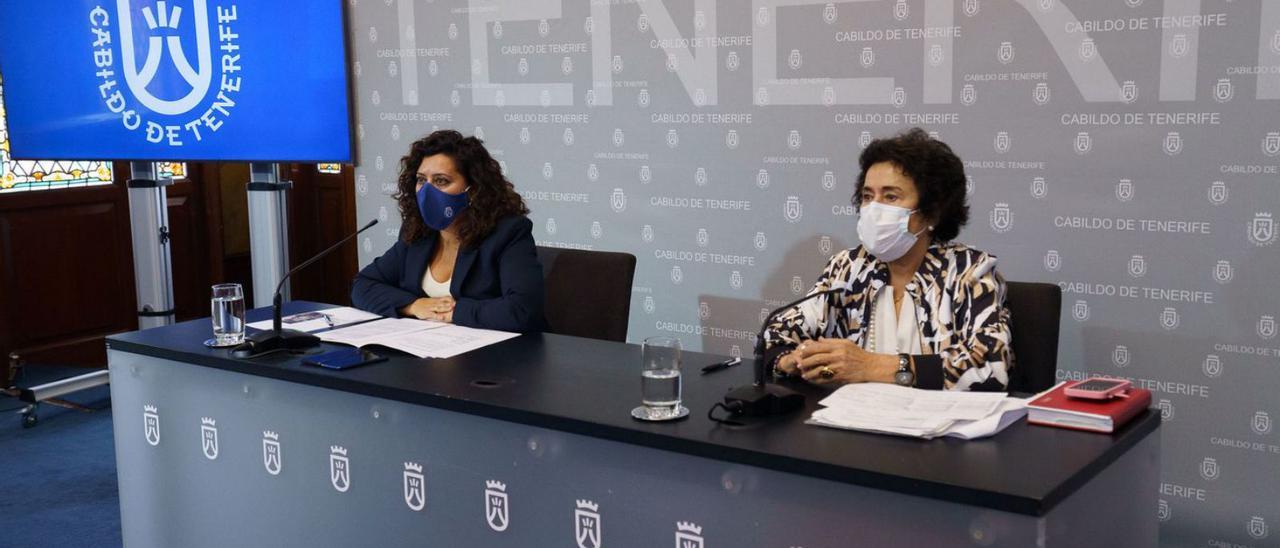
[317,163,342,174]
[157,162,188,180]
[0,74,115,193]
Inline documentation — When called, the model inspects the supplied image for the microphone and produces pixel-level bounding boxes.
[232,219,379,358]
[721,287,847,417]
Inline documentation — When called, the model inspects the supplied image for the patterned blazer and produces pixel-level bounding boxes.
[763,241,1014,391]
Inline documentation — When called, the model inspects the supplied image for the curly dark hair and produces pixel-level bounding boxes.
[854,127,969,242]
[395,130,529,248]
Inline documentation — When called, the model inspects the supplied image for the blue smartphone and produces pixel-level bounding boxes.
[303,348,387,370]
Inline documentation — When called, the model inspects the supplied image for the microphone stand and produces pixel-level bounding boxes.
[722,288,846,417]
[232,219,379,358]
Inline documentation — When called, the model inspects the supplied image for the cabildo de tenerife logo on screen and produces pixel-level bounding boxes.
[89,0,241,147]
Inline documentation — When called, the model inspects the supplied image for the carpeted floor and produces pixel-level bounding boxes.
[0,365,121,548]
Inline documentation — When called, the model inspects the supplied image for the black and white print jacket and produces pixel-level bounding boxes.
[763,241,1014,391]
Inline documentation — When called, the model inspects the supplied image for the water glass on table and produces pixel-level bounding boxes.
[632,336,689,421]
[208,283,245,347]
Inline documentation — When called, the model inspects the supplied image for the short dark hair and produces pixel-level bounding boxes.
[395,130,529,248]
[855,127,969,243]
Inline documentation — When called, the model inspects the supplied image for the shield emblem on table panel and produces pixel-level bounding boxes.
[754,232,768,251]
[1128,255,1146,278]
[640,165,651,183]
[143,405,160,446]
[694,10,706,31]
[612,128,624,147]
[822,171,835,191]
[403,462,425,511]
[698,301,710,320]
[1121,81,1138,103]
[575,500,601,548]
[587,163,599,181]
[1249,213,1276,246]
[1170,34,1188,58]
[1160,307,1179,330]
[638,88,650,108]
[1259,315,1276,339]
[1253,411,1273,434]
[671,266,683,284]
[726,51,740,71]
[666,53,679,72]
[1112,345,1129,368]
[1199,457,1219,481]
[929,44,943,66]
[563,128,574,146]
[448,23,458,40]
[1214,79,1233,103]
[1033,83,1049,105]
[819,236,833,256]
[666,129,679,148]
[998,42,1014,64]
[584,16,595,34]
[1203,354,1222,377]
[791,276,804,295]
[1079,38,1096,62]
[725,130,739,149]
[562,56,573,75]
[611,189,626,213]
[1163,132,1182,155]
[963,0,979,16]
[1072,300,1089,322]
[485,481,509,532]
[585,89,597,106]
[823,3,837,23]
[859,131,873,148]
[989,203,1011,233]
[200,418,218,460]
[1208,181,1228,205]
[676,522,704,548]
[1264,132,1280,156]
[1249,516,1269,540]
[538,18,550,37]
[1074,132,1092,154]
[591,221,603,239]
[262,431,282,475]
[994,132,1010,154]
[330,446,350,492]
[788,130,801,150]
[642,224,654,243]
[961,84,976,106]
[861,47,875,68]
[1044,250,1060,272]
[1157,500,1170,522]
[788,49,802,70]
[893,0,908,20]
[1116,179,1133,202]
[784,196,802,223]
[545,218,557,236]
[644,296,656,313]
[892,87,905,108]
[1030,177,1046,199]
[730,270,743,290]
[517,57,529,76]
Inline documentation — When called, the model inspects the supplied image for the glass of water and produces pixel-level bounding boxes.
[210,283,246,347]
[633,336,687,421]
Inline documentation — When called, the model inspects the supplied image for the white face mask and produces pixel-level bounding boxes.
[857,201,929,262]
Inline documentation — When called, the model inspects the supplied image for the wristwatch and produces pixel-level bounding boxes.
[893,353,915,387]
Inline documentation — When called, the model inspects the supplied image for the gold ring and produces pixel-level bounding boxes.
[820,366,835,379]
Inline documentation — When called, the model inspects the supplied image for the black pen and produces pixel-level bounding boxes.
[700,356,741,374]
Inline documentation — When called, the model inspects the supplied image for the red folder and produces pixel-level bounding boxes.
[1026,382,1152,433]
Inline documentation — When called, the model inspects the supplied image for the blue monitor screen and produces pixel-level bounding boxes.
[0,0,352,162]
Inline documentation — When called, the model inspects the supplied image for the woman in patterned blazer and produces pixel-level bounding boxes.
[766,128,1014,391]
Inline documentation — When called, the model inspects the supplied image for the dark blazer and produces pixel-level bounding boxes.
[351,216,546,332]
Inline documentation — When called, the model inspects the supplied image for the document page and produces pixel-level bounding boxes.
[247,306,381,333]
[808,384,1017,439]
[316,319,517,359]
[317,318,448,348]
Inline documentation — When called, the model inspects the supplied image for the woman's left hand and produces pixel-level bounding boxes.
[793,338,890,385]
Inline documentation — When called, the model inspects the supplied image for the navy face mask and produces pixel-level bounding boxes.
[416,183,470,231]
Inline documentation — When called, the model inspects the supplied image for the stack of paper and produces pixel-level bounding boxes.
[247,306,381,333]
[806,384,1028,440]
[317,318,520,359]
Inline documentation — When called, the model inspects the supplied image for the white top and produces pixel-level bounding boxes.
[421,265,452,298]
[870,286,923,355]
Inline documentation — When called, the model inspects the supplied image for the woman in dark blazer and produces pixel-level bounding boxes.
[352,130,546,332]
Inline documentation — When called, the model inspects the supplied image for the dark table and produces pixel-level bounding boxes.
[106,301,1160,547]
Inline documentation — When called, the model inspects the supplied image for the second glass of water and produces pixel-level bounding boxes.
[636,336,685,420]
[210,283,246,347]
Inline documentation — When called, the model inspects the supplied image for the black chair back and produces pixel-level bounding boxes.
[536,247,637,343]
[1004,281,1061,394]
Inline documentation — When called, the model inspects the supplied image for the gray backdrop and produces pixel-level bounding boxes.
[348,1,1280,545]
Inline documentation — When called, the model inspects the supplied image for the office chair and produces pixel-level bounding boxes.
[536,247,637,342]
[1004,281,1062,394]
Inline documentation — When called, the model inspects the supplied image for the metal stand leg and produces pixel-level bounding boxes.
[126,162,176,329]
[247,163,292,308]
